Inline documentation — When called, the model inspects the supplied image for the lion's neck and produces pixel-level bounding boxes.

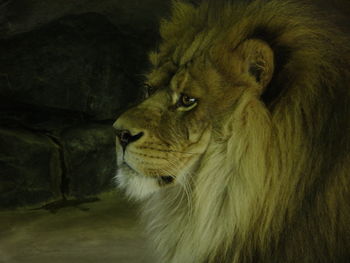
[142,140,278,262]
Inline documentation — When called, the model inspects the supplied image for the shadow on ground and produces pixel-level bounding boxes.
[0,191,156,263]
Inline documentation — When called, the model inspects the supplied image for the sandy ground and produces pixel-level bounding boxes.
[0,191,156,263]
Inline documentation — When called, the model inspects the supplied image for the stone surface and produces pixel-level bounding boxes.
[60,124,116,198]
[0,13,150,120]
[0,128,61,208]
[0,191,156,263]
[0,0,170,39]
[0,121,117,206]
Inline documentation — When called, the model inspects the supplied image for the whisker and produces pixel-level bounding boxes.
[137,145,198,155]
[165,156,194,219]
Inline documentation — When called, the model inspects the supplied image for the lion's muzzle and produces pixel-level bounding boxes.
[115,129,144,151]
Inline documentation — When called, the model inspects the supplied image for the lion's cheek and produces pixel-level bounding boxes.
[187,126,212,155]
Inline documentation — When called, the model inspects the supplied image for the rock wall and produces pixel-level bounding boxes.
[0,1,170,208]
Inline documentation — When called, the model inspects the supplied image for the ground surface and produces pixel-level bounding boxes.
[0,191,155,263]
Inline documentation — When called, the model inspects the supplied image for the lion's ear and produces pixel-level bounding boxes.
[236,39,274,92]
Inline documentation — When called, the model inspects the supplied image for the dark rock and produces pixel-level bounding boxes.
[0,128,62,208]
[0,13,151,120]
[60,124,116,198]
[0,0,170,39]
[0,121,117,207]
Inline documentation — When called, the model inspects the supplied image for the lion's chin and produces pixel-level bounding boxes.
[115,163,161,200]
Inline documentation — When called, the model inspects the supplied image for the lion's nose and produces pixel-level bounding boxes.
[115,129,144,150]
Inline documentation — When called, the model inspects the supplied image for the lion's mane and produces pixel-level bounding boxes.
[139,1,350,262]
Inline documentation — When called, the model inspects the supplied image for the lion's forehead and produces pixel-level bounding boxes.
[148,55,228,99]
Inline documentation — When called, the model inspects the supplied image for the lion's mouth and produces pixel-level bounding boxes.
[121,162,175,186]
[158,175,175,185]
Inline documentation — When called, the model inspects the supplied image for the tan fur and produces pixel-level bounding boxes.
[114,0,350,262]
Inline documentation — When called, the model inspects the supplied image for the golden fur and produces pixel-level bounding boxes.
[114,0,350,262]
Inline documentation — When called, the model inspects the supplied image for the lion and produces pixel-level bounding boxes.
[113,0,350,262]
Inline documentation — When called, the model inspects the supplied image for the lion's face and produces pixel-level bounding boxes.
[114,38,274,199]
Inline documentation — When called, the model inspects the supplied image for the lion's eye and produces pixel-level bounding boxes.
[177,93,198,110]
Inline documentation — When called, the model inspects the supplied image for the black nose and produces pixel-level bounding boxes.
[115,129,144,150]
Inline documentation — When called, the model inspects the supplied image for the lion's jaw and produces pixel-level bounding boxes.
[115,162,162,200]
[115,145,207,200]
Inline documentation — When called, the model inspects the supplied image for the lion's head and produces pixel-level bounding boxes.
[114,31,274,199]
[114,1,350,262]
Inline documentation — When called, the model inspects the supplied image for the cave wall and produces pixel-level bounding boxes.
[0,0,171,208]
